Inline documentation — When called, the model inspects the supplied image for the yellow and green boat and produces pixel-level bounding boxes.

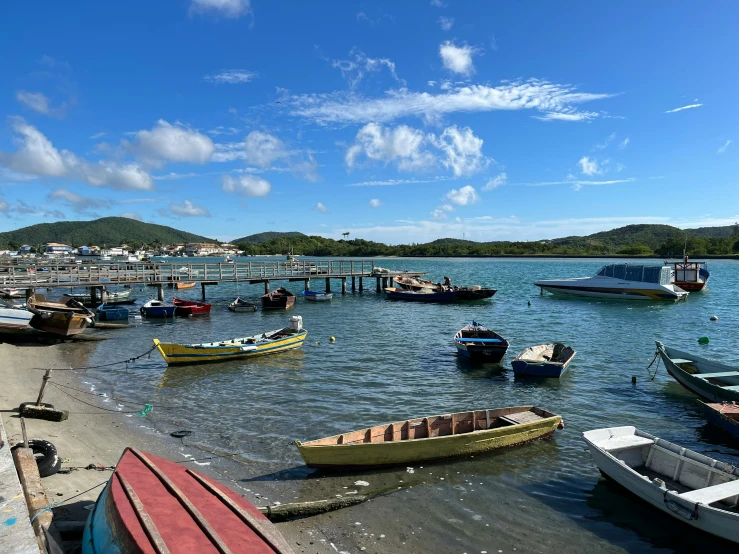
[153,316,307,365]
[295,406,563,469]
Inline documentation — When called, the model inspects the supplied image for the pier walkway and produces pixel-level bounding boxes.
[1,259,425,300]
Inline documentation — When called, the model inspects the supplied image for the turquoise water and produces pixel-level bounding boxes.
[75,257,739,552]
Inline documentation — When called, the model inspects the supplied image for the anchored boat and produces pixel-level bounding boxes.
[698,401,739,439]
[302,290,333,302]
[384,287,456,302]
[174,281,196,290]
[583,426,739,544]
[95,304,129,322]
[172,297,212,316]
[511,343,576,378]
[140,300,176,318]
[228,297,258,312]
[261,287,296,310]
[393,276,497,300]
[454,322,509,362]
[668,254,710,292]
[154,316,307,365]
[296,406,563,469]
[82,447,294,554]
[0,305,33,330]
[535,264,688,301]
[656,341,739,403]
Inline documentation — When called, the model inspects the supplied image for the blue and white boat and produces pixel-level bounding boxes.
[511,343,576,378]
[302,290,333,302]
[454,322,509,362]
[0,306,33,330]
[96,304,130,322]
[140,299,176,318]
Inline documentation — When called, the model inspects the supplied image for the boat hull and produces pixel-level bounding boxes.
[29,312,90,336]
[140,306,176,318]
[0,308,33,329]
[385,288,456,302]
[455,342,508,362]
[296,406,562,469]
[229,305,257,312]
[538,284,683,301]
[154,330,307,365]
[698,401,739,438]
[455,288,497,300]
[96,306,129,321]
[511,361,568,378]
[304,292,332,302]
[657,342,739,403]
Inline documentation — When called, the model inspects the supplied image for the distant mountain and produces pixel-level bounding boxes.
[0,217,213,248]
[232,231,306,244]
[550,224,736,251]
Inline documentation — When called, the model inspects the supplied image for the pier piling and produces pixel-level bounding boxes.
[264,281,270,295]
[352,276,356,292]
[156,284,164,301]
[359,277,363,292]
[201,282,207,301]
[376,277,381,293]
[304,279,310,291]
[325,278,331,293]
[341,277,347,295]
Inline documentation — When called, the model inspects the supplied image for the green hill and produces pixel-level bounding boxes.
[231,231,306,244]
[0,217,213,249]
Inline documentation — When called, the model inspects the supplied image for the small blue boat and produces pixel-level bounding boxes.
[302,290,333,302]
[140,299,176,318]
[385,287,456,303]
[511,343,576,378]
[454,322,509,362]
[96,304,129,321]
[698,401,739,438]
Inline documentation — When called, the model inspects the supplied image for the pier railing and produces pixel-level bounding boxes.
[0,260,379,288]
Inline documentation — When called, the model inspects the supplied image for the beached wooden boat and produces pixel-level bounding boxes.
[302,290,333,302]
[140,299,176,318]
[454,322,509,362]
[228,297,258,312]
[81,447,294,554]
[511,343,576,378]
[174,281,196,290]
[261,287,296,310]
[698,401,739,439]
[154,316,306,365]
[96,304,129,322]
[172,297,212,316]
[296,406,562,469]
[0,306,33,329]
[27,294,93,336]
[583,426,739,544]
[656,341,739,403]
[385,287,456,302]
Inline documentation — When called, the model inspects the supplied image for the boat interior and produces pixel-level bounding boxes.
[704,402,739,421]
[30,294,89,313]
[518,343,575,365]
[456,325,504,344]
[305,407,556,446]
[669,356,739,389]
[190,327,304,348]
[595,264,673,285]
[592,429,739,511]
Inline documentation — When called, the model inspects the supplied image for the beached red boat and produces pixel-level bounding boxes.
[172,297,212,316]
[82,447,294,554]
[261,287,296,310]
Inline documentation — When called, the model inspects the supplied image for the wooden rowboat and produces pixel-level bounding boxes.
[511,343,576,378]
[228,297,258,312]
[656,341,739,403]
[140,300,176,318]
[261,287,296,310]
[172,296,212,316]
[454,322,509,362]
[154,316,306,365]
[27,294,93,336]
[302,290,333,302]
[81,447,294,554]
[174,281,196,290]
[698,401,739,439]
[384,287,456,302]
[295,406,563,469]
[583,426,739,544]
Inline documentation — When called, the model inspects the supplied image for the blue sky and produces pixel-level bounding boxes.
[0,1,737,244]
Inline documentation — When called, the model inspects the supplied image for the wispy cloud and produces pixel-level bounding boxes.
[289,79,614,125]
[594,132,616,150]
[518,177,636,188]
[189,0,251,19]
[483,173,507,190]
[332,49,405,88]
[618,137,630,149]
[204,70,257,84]
[438,16,454,31]
[717,139,732,154]
[313,202,330,213]
[369,198,382,208]
[578,156,601,176]
[665,103,702,114]
[345,177,453,187]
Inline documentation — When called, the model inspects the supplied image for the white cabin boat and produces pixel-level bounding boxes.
[583,426,739,543]
[535,264,688,301]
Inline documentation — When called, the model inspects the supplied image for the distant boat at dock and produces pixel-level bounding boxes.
[262,287,296,309]
[302,290,333,302]
[295,406,563,469]
[174,281,196,290]
[667,253,710,292]
[153,316,306,365]
[454,322,509,362]
[229,297,258,312]
[393,276,497,300]
[140,299,176,318]
[511,343,576,378]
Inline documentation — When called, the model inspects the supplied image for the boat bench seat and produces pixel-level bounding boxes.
[679,478,739,504]
[722,385,739,391]
[697,371,739,380]
[601,434,654,453]
[458,338,503,343]
[670,359,694,364]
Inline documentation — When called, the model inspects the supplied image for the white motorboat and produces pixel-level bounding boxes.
[0,306,33,329]
[583,426,739,543]
[535,264,688,301]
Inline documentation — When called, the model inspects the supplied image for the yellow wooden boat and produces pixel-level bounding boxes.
[295,406,563,469]
[153,316,307,365]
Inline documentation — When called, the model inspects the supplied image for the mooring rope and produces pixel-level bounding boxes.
[646,349,661,380]
[33,343,158,371]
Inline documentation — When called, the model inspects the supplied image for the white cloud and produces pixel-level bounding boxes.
[15,91,51,114]
[345,176,453,187]
[135,120,214,165]
[665,103,703,114]
[578,156,601,176]
[0,199,9,215]
[290,79,613,125]
[439,41,478,76]
[520,177,636,187]
[594,132,616,150]
[189,0,251,18]
[619,138,630,149]
[430,0,446,6]
[243,131,288,168]
[718,139,732,154]
[120,211,142,221]
[446,185,479,206]
[438,16,454,31]
[169,200,211,217]
[222,174,271,197]
[345,123,435,172]
[47,188,110,213]
[369,198,382,208]
[431,125,490,177]
[204,70,257,84]
[332,49,405,88]
[314,202,330,213]
[207,126,240,136]
[483,173,507,190]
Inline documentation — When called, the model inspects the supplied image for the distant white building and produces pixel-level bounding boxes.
[44,243,73,256]
[186,243,222,256]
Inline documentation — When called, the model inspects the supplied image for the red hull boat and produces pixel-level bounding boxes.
[172,297,212,316]
[82,447,294,553]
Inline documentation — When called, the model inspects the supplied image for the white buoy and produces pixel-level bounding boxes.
[710,315,719,321]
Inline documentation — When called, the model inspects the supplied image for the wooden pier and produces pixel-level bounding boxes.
[0,260,425,301]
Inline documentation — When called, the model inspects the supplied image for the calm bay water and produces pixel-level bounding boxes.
[73,257,739,553]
